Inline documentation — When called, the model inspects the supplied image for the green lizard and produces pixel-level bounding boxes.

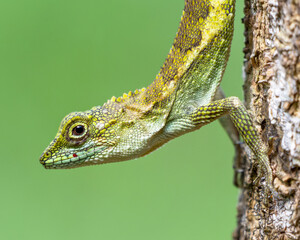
[40,0,276,195]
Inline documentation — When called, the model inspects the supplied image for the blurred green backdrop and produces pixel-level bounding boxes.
[0,0,244,239]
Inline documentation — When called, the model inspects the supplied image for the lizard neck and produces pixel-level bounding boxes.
[105,78,177,123]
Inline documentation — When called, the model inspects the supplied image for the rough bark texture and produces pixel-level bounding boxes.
[233,0,300,239]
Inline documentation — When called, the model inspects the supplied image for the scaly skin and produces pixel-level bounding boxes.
[40,0,276,194]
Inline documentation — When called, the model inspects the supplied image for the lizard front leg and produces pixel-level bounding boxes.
[166,97,275,195]
[192,97,275,194]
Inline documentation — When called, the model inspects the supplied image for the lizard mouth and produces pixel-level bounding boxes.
[41,146,107,169]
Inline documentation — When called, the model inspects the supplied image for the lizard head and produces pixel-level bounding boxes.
[40,103,123,169]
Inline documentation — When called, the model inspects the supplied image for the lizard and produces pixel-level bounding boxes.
[40,0,276,195]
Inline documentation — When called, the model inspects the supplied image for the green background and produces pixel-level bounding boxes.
[0,0,244,239]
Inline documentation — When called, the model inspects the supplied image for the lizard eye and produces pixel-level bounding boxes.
[68,122,88,139]
[72,125,85,136]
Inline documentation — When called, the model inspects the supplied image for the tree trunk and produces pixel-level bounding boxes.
[233,0,300,239]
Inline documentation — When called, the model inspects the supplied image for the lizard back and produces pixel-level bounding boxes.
[133,0,235,119]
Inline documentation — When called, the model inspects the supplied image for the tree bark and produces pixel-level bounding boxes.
[233,0,300,239]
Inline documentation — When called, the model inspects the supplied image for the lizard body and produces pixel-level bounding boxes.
[40,0,275,194]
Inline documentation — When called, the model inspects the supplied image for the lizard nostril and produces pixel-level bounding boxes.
[45,151,51,157]
[40,151,51,162]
